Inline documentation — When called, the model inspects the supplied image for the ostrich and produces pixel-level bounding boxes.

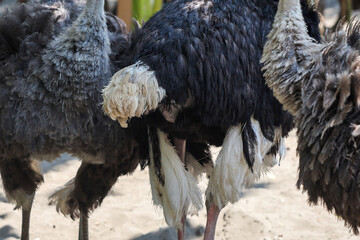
[0,0,152,239]
[261,0,360,234]
[102,0,321,239]
[0,1,216,239]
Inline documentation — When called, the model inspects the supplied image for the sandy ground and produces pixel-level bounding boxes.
[1,1,360,240]
[0,131,359,240]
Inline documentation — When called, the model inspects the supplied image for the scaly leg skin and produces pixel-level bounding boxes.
[173,138,187,240]
[177,214,186,240]
[204,199,221,240]
[78,212,89,240]
[21,194,34,240]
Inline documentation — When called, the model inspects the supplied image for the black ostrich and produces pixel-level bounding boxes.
[0,0,151,239]
[262,0,360,234]
[103,0,321,239]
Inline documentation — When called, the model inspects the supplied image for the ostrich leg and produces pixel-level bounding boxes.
[203,199,221,240]
[50,162,123,240]
[203,124,254,240]
[20,194,34,240]
[173,138,187,240]
[0,158,43,240]
[79,212,89,240]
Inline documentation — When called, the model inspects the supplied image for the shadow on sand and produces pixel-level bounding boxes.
[0,194,7,203]
[252,182,271,189]
[0,225,19,239]
[131,220,204,240]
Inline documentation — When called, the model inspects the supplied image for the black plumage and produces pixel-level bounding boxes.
[108,0,321,146]
[106,0,321,179]
[118,0,302,167]
[103,0,321,238]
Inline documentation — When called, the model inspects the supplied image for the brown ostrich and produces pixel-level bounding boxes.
[261,0,360,234]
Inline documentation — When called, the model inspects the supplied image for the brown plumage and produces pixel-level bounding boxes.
[261,0,360,234]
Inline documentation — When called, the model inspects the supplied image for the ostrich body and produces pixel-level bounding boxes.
[262,0,360,234]
[103,0,321,238]
[0,2,214,239]
[0,0,150,239]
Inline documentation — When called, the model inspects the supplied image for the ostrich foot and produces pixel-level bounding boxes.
[79,212,89,240]
[204,201,221,240]
[102,62,166,127]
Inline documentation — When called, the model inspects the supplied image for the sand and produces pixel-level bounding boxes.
[0,131,358,240]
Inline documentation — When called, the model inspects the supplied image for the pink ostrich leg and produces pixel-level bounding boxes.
[173,138,187,240]
[204,198,221,240]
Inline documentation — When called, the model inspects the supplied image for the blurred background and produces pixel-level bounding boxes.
[0,0,168,27]
[316,0,360,27]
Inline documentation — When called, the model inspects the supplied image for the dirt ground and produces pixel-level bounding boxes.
[0,131,359,240]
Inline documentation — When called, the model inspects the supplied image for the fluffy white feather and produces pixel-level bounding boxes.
[148,129,202,229]
[102,61,166,127]
[206,118,281,209]
[48,178,75,216]
[185,152,213,180]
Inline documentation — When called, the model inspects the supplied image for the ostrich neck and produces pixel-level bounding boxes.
[85,0,105,15]
[33,0,110,111]
[261,0,321,116]
[279,0,301,12]
[274,0,320,65]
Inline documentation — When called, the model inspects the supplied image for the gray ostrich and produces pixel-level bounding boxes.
[262,0,360,234]
[0,0,150,239]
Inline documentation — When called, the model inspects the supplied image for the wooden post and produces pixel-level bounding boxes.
[117,0,132,30]
[340,0,353,22]
[346,0,353,21]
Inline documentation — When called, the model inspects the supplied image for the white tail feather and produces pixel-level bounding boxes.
[149,129,202,229]
[186,152,213,180]
[206,118,279,209]
[206,124,248,209]
[48,178,75,216]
